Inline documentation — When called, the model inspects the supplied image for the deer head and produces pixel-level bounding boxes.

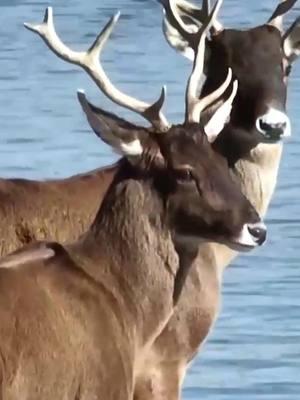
[24,5,266,250]
[158,0,299,148]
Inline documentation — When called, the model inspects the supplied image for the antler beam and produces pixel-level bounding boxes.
[24,8,169,131]
[185,0,233,123]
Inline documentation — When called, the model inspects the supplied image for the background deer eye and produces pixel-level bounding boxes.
[173,169,193,182]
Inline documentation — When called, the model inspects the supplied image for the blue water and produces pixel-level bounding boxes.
[1,0,300,398]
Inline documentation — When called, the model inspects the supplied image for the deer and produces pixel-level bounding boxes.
[0,5,267,400]
[159,0,300,218]
[128,1,300,399]
[0,1,296,399]
[0,0,296,261]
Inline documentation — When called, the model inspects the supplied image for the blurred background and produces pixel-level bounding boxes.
[0,0,300,398]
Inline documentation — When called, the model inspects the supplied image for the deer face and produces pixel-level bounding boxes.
[155,124,265,249]
[202,26,290,142]
[76,97,266,250]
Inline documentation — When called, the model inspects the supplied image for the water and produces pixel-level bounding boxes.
[0,0,300,398]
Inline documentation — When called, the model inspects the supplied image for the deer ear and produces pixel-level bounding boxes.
[283,17,300,63]
[77,90,149,157]
[204,80,238,143]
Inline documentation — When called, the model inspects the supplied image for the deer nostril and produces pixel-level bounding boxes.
[256,109,291,140]
[258,119,286,136]
[247,223,267,246]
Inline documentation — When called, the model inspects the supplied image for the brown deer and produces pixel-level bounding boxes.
[0,1,296,399]
[0,0,296,261]
[0,6,266,400]
[0,1,295,399]
[130,1,300,399]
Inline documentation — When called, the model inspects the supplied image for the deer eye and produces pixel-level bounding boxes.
[173,168,194,183]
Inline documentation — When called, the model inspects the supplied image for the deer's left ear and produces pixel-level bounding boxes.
[77,90,150,157]
[204,80,238,143]
[283,17,300,63]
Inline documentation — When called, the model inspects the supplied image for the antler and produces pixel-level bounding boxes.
[159,0,223,41]
[185,0,232,123]
[161,0,195,44]
[268,0,298,31]
[179,0,223,33]
[24,8,169,131]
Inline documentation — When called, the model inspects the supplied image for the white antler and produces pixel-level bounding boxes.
[160,0,223,42]
[204,79,238,142]
[185,0,232,123]
[181,0,223,32]
[24,8,169,131]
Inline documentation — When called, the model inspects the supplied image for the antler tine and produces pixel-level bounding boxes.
[160,0,195,41]
[204,79,238,141]
[268,0,298,32]
[175,0,223,33]
[24,7,169,131]
[193,68,233,118]
[185,0,227,123]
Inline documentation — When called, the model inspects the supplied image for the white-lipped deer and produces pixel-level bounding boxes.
[0,5,265,399]
[129,1,299,399]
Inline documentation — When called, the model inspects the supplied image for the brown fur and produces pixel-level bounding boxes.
[134,142,282,400]
[1,2,293,398]
[0,164,117,256]
[132,1,299,398]
[0,121,260,399]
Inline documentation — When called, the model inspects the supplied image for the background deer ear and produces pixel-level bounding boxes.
[78,90,150,157]
[283,18,300,63]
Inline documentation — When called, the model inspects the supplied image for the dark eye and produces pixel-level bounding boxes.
[173,168,194,183]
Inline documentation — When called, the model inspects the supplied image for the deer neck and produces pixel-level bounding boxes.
[234,142,283,217]
[205,141,283,282]
[71,170,194,353]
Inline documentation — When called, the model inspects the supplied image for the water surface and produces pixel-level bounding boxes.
[0,0,300,398]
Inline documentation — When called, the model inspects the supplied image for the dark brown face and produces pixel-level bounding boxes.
[155,124,266,250]
[159,0,300,164]
[76,63,266,251]
[201,25,291,162]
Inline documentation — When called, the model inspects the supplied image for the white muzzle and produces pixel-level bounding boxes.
[256,108,291,141]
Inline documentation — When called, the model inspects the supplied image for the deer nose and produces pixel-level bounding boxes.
[258,120,286,135]
[256,108,291,141]
[236,221,267,249]
[247,222,267,246]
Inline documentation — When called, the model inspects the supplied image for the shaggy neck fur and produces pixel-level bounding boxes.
[70,162,197,354]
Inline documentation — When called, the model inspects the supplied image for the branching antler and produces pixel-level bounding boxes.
[159,0,223,42]
[24,8,169,131]
[161,0,298,50]
[178,0,223,33]
[185,0,234,123]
